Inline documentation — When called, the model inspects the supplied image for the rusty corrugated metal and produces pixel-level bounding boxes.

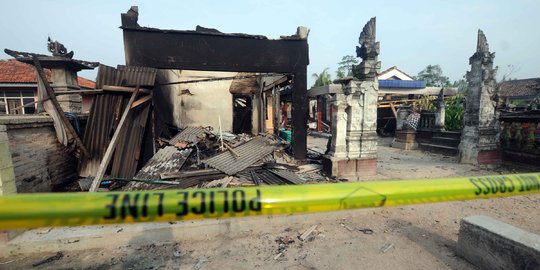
[123,147,193,190]
[78,64,155,178]
[78,93,128,177]
[110,102,151,178]
[95,64,118,88]
[95,64,157,88]
[168,126,207,145]
[203,137,276,175]
[116,65,157,87]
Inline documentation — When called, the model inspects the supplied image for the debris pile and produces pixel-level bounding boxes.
[113,127,327,191]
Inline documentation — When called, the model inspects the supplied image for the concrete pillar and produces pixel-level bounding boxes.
[434,89,445,131]
[326,93,347,159]
[0,125,17,195]
[459,30,501,165]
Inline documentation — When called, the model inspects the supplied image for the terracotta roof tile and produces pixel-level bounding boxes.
[498,78,540,97]
[0,59,95,89]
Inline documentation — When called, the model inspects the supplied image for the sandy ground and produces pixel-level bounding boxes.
[1,136,539,270]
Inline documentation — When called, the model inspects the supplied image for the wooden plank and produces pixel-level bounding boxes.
[9,97,49,112]
[54,90,104,95]
[389,102,398,118]
[291,67,307,160]
[131,95,152,109]
[89,86,141,192]
[223,142,240,159]
[32,57,90,158]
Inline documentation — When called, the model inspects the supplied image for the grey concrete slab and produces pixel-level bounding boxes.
[457,215,540,270]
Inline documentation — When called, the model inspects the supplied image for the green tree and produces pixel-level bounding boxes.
[312,68,332,87]
[444,94,465,131]
[417,64,451,87]
[452,79,468,92]
[336,55,358,79]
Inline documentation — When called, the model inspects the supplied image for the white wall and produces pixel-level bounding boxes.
[155,70,237,132]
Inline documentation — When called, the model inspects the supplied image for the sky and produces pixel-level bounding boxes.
[1,0,539,86]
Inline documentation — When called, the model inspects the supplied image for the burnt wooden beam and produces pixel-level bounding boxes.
[122,28,308,73]
[292,68,308,160]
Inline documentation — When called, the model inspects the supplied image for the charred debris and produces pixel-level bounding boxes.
[67,64,327,192]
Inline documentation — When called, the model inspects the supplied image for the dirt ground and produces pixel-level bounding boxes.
[1,136,539,270]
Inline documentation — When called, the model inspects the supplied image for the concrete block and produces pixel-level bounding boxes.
[457,215,540,270]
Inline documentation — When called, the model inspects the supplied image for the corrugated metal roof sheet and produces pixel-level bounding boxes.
[203,137,276,175]
[95,64,157,88]
[379,80,426,89]
[135,147,192,180]
[79,64,155,178]
[169,126,207,145]
[116,65,157,87]
[122,147,193,190]
[78,93,128,177]
[110,102,151,178]
[268,169,303,184]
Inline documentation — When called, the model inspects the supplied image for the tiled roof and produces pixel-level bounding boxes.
[0,59,95,89]
[498,78,540,97]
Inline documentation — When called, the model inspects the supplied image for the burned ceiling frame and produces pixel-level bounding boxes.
[120,6,309,160]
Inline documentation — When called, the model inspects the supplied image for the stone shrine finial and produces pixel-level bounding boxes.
[358,17,376,52]
[47,37,74,59]
[476,29,489,53]
[353,17,381,80]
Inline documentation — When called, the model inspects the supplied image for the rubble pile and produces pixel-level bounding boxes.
[84,126,327,191]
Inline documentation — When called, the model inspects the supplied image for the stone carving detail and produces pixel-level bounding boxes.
[459,30,500,164]
[47,37,74,59]
[353,17,381,80]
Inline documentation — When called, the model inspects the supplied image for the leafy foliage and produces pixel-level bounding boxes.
[444,94,464,131]
[413,96,437,112]
[336,55,358,79]
[417,64,451,87]
[311,68,332,87]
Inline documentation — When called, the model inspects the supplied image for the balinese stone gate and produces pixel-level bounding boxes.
[459,30,501,164]
[323,17,380,179]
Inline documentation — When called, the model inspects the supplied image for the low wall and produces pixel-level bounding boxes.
[0,116,78,193]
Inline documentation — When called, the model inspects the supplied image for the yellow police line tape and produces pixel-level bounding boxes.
[0,173,539,230]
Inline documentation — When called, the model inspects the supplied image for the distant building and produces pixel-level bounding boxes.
[378,66,456,100]
[498,78,540,110]
[0,59,95,114]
